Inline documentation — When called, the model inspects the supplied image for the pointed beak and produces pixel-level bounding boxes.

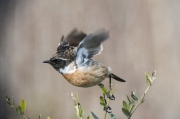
[43,60,50,63]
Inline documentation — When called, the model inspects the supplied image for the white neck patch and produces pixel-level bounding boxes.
[59,62,77,74]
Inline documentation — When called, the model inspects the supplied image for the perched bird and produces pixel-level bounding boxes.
[43,28,126,87]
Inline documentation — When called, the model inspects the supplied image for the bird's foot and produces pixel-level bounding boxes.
[103,106,112,113]
[107,91,115,100]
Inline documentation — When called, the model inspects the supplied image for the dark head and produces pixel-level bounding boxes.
[43,28,86,71]
[43,57,67,71]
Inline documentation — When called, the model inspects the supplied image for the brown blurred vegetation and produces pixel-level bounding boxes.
[0,0,180,119]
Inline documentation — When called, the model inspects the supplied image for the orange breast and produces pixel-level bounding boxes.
[62,66,109,87]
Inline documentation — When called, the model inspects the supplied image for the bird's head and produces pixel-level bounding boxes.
[43,28,86,72]
[43,55,67,72]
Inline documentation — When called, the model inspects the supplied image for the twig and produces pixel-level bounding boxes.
[128,85,150,119]
[128,79,155,119]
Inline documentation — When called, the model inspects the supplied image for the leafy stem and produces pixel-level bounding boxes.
[128,84,150,119]
[122,71,156,119]
[104,84,118,119]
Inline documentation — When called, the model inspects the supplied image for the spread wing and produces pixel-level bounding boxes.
[59,28,87,46]
[55,28,87,60]
[76,28,109,65]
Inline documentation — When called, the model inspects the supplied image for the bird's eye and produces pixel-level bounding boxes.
[57,59,61,62]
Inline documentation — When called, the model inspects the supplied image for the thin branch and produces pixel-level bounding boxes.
[128,79,155,119]
[128,85,150,119]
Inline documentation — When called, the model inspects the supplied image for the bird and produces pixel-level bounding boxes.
[43,28,126,88]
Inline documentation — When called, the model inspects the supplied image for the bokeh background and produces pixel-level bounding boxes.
[0,0,180,119]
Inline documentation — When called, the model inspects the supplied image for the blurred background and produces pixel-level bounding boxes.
[0,0,180,119]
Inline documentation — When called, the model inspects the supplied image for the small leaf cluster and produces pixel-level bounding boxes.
[99,83,118,119]
[5,95,29,119]
[69,93,84,119]
[122,71,156,119]
[146,71,156,86]
[122,94,137,118]
[70,83,117,119]
[5,96,50,119]
[99,83,112,113]
[16,99,26,116]
[5,71,156,119]
[99,96,109,111]
[68,93,108,119]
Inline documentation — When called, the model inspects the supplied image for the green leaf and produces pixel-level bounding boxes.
[98,83,108,94]
[16,106,24,115]
[100,102,108,107]
[75,105,80,118]
[100,96,104,103]
[39,115,41,119]
[145,72,152,86]
[110,114,116,119]
[20,99,26,113]
[75,104,84,119]
[91,111,99,119]
[126,95,131,104]
[87,116,90,119]
[122,108,130,118]
[131,92,138,101]
[122,101,129,110]
[130,99,135,105]
[129,104,135,113]
[79,105,84,118]
[100,96,107,107]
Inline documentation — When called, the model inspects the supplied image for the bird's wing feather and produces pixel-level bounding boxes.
[55,28,86,61]
[55,45,75,60]
[76,28,109,65]
[59,28,87,46]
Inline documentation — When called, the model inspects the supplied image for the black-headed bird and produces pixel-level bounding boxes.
[43,28,125,87]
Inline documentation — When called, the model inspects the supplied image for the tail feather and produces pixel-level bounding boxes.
[111,73,126,82]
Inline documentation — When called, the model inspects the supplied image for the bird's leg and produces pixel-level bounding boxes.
[107,75,115,100]
[107,91,115,100]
